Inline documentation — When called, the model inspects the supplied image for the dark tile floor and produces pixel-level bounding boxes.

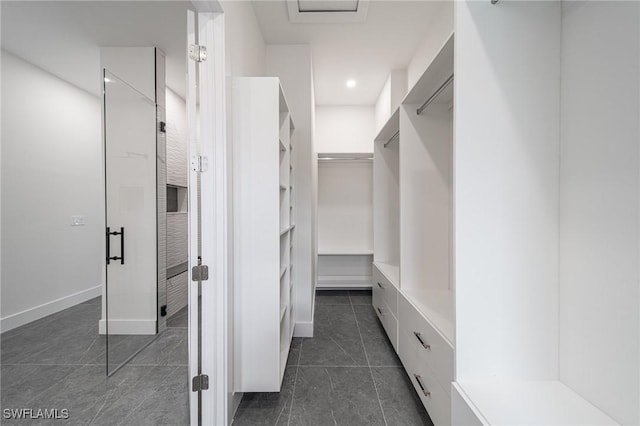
[233,290,432,426]
[1,291,430,425]
[0,298,189,425]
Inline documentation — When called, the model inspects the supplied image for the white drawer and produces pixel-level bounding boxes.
[373,297,398,352]
[373,264,398,318]
[398,294,454,393]
[399,328,451,426]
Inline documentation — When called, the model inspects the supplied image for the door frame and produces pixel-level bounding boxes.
[187,4,228,426]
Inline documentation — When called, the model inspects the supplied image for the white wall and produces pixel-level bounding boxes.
[454,1,561,381]
[559,3,640,424]
[266,44,316,336]
[220,1,268,415]
[407,2,453,92]
[1,51,102,331]
[374,70,407,134]
[223,1,266,78]
[317,161,373,253]
[167,88,188,188]
[315,106,375,153]
[375,77,391,134]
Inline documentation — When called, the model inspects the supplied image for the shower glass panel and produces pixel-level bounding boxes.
[103,70,158,376]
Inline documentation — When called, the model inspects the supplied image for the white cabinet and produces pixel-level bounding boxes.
[450,1,636,425]
[372,30,455,426]
[232,77,295,392]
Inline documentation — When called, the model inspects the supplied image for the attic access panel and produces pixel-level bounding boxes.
[298,0,358,12]
[287,0,370,23]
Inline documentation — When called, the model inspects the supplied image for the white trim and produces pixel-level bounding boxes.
[98,319,156,335]
[286,0,369,23]
[0,285,101,333]
[293,320,314,338]
[316,284,372,290]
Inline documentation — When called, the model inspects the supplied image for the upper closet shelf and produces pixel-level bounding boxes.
[374,107,399,144]
[402,32,454,108]
[317,153,373,162]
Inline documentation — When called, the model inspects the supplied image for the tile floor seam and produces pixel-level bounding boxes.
[349,299,388,426]
[286,365,300,426]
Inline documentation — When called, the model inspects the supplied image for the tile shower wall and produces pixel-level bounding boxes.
[166,88,188,316]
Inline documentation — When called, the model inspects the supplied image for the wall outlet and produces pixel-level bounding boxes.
[71,215,85,226]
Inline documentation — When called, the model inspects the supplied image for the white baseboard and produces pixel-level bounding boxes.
[0,285,101,333]
[98,319,156,335]
[293,320,313,337]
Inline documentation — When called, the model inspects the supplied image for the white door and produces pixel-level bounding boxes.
[187,8,228,426]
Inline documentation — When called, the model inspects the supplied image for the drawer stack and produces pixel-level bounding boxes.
[372,264,399,350]
[371,263,455,426]
[398,294,454,426]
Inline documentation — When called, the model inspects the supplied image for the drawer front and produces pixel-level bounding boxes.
[373,265,398,318]
[398,294,454,393]
[399,329,451,426]
[374,298,398,352]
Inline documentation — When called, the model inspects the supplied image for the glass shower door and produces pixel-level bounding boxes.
[103,70,158,375]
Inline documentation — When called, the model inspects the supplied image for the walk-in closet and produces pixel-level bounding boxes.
[2,1,638,425]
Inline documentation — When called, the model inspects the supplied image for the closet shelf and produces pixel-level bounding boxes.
[279,184,287,191]
[374,261,399,288]
[280,227,290,236]
[279,305,287,322]
[318,250,373,256]
[402,288,454,346]
[374,108,400,144]
[279,139,286,152]
[453,381,618,426]
[280,266,287,279]
[403,33,454,107]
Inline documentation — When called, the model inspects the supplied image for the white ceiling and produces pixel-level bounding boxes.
[1,1,191,98]
[252,0,445,105]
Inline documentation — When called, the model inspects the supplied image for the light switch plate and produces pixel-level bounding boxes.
[71,215,85,226]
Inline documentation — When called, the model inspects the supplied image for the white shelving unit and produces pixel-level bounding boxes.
[232,77,295,392]
[372,32,456,426]
[371,3,638,426]
[317,152,374,289]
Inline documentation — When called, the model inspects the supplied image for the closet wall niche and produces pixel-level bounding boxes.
[317,153,373,288]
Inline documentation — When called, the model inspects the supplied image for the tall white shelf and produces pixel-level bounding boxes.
[233,77,295,392]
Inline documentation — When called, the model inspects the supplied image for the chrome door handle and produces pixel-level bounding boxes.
[413,374,431,398]
[413,332,431,350]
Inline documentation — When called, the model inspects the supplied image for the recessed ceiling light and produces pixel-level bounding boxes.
[346,79,357,89]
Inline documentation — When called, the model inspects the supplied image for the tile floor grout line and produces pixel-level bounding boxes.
[350,297,388,426]
[287,366,300,426]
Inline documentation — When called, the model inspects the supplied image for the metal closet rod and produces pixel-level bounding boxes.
[383,130,400,148]
[416,74,454,116]
[318,156,373,161]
